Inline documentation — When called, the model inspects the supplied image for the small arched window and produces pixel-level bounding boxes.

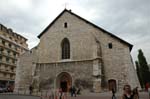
[64,22,67,28]
[61,38,70,59]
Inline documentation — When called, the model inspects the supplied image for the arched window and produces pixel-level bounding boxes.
[61,38,70,59]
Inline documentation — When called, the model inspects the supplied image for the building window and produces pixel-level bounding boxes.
[0,56,2,61]
[7,50,10,55]
[0,48,3,53]
[2,40,5,45]
[9,37,12,40]
[3,73,6,77]
[6,58,9,62]
[10,75,13,78]
[108,43,113,49]
[15,46,17,51]
[11,67,14,72]
[6,66,9,71]
[61,38,70,59]
[12,60,15,64]
[13,52,16,57]
[8,43,11,48]
[64,22,67,28]
[15,40,18,43]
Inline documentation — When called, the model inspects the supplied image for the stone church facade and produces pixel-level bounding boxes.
[15,9,140,93]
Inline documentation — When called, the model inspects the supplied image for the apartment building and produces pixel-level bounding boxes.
[0,24,28,88]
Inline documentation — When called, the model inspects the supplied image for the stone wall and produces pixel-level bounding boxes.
[38,11,97,63]
[15,47,38,91]
[34,60,94,92]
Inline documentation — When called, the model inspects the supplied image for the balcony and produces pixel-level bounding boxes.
[0,43,19,54]
[0,61,16,67]
[0,69,15,74]
[0,52,17,60]
[0,76,15,81]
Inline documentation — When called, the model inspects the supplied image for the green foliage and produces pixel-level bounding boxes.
[138,49,149,70]
[137,49,150,88]
[135,61,144,88]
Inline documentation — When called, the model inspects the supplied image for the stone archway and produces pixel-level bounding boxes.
[108,79,117,91]
[56,72,72,92]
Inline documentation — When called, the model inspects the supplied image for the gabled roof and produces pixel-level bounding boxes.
[38,9,133,51]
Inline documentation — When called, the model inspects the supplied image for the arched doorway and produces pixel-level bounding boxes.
[56,72,72,92]
[108,79,117,91]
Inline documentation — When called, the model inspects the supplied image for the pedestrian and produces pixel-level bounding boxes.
[121,84,134,99]
[72,86,76,97]
[112,88,116,99]
[76,87,81,95]
[29,85,33,95]
[132,87,139,99]
[69,86,73,97]
[148,84,150,99]
[59,88,62,99]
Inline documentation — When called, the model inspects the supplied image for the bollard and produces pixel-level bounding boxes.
[46,90,48,98]
[51,93,54,99]
[41,91,42,98]
[55,94,57,99]
[25,89,27,95]
[40,91,42,99]
[41,91,43,98]
[24,89,26,95]
[64,93,67,99]
[62,94,64,99]
[37,90,38,96]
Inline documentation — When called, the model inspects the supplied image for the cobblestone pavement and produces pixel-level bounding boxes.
[67,92,149,99]
[0,92,149,99]
[0,94,40,99]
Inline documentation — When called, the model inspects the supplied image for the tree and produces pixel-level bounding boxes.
[137,49,150,88]
[135,61,144,88]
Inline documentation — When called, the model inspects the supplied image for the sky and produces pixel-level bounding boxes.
[0,0,149,63]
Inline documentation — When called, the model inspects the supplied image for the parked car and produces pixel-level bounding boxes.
[3,87,8,92]
[0,87,3,93]
[0,85,14,93]
[0,87,7,93]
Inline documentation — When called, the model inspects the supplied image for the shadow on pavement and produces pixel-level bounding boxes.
[0,94,40,99]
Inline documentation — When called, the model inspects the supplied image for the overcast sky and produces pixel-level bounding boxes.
[0,0,149,63]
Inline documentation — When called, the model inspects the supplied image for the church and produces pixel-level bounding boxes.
[15,9,140,93]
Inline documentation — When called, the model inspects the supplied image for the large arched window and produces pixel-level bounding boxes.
[61,38,70,59]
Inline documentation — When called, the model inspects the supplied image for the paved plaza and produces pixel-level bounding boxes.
[0,92,149,99]
[67,92,149,99]
[0,95,40,99]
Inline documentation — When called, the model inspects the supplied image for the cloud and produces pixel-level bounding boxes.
[0,0,149,63]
